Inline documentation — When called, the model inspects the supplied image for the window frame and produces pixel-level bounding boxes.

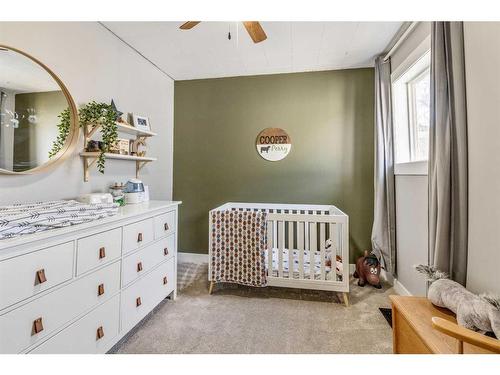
[406,67,430,162]
[391,49,431,175]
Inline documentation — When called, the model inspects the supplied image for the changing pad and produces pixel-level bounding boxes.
[0,200,119,240]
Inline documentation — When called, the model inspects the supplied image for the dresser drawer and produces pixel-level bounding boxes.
[121,258,175,332]
[77,228,122,275]
[154,210,176,239]
[30,295,120,354]
[122,218,154,255]
[122,235,175,287]
[0,261,120,353]
[0,242,74,311]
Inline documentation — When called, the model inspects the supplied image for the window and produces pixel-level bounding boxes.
[392,51,431,165]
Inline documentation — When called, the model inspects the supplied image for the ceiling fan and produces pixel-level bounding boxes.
[179,21,267,43]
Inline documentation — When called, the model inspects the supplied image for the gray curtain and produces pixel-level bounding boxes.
[371,56,396,275]
[429,22,468,285]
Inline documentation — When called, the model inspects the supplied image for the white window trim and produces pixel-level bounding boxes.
[391,35,431,81]
[392,48,431,175]
[406,67,431,162]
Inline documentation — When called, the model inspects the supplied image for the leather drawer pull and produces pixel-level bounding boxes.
[164,223,169,231]
[136,297,142,307]
[137,233,143,242]
[33,317,44,335]
[36,269,47,284]
[99,247,106,259]
[96,326,104,340]
[163,276,168,285]
[98,283,105,296]
[164,247,169,256]
[137,262,143,272]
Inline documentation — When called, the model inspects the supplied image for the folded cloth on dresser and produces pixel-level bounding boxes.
[0,200,119,240]
[210,210,268,287]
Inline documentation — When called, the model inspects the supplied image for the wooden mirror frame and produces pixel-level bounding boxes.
[0,44,79,175]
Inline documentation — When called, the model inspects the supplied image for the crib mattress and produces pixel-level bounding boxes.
[265,248,343,280]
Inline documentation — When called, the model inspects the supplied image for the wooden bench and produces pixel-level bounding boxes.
[390,295,500,354]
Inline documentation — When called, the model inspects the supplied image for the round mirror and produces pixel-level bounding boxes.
[0,45,78,174]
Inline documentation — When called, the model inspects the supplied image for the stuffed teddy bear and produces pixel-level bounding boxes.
[416,265,500,339]
[353,250,382,289]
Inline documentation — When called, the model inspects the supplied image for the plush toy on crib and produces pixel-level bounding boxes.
[353,250,382,289]
[416,265,500,339]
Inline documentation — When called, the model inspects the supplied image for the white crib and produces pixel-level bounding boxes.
[208,202,350,305]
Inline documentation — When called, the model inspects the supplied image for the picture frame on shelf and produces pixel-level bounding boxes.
[132,114,151,132]
[109,138,130,155]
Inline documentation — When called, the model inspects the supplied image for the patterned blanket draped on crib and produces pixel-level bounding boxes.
[210,210,268,287]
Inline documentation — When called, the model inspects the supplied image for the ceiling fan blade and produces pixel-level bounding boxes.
[242,22,267,43]
[179,21,201,30]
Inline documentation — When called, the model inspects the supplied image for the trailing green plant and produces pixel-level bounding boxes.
[48,107,71,158]
[79,101,117,173]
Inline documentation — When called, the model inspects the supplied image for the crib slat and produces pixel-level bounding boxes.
[267,220,273,277]
[304,221,310,279]
[330,223,339,280]
[298,222,304,279]
[288,221,294,279]
[320,222,326,280]
[273,218,278,257]
[278,221,284,278]
[309,222,316,280]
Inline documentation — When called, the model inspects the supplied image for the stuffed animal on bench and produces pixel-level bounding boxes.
[416,265,500,339]
[353,250,382,289]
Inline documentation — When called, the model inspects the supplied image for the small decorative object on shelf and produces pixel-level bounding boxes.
[110,138,130,155]
[131,138,147,157]
[110,99,123,121]
[132,114,151,132]
[85,140,101,152]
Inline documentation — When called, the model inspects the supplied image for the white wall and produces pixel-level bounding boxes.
[395,175,428,296]
[0,22,174,204]
[464,22,500,295]
[391,22,431,296]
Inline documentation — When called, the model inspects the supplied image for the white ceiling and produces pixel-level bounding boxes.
[103,22,402,81]
[0,48,60,92]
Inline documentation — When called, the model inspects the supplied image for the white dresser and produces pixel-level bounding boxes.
[0,200,181,354]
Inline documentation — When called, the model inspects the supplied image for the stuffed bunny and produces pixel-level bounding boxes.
[416,265,500,339]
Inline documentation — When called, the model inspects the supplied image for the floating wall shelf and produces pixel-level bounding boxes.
[81,121,157,182]
[114,122,157,137]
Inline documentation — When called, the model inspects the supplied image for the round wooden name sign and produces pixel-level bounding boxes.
[256,128,292,161]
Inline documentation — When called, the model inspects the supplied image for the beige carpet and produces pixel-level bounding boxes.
[112,262,395,354]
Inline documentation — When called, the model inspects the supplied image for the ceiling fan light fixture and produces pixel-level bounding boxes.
[179,21,267,44]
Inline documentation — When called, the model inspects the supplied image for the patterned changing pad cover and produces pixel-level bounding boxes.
[0,200,119,240]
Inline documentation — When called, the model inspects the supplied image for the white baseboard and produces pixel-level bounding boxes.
[380,268,395,285]
[393,279,412,296]
[178,252,208,264]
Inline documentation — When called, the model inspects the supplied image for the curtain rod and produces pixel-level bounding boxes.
[383,22,419,62]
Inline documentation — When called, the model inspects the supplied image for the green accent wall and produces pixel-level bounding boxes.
[174,69,374,262]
